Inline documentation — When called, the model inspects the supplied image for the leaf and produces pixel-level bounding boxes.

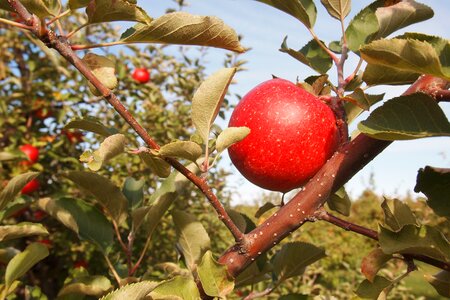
[158,140,203,162]
[197,251,234,298]
[361,248,393,282]
[279,294,309,300]
[65,117,116,137]
[254,202,277,219]
[425,271,450,298]
[191,68,236,145]
[0,223,48,242]
[69,0,90,9]
[150,276,200,300]
[358,94,450,140]
[63,171,128,224]
[360,37,450,81]
[356,275,392,299]
[122,177,145,210]
[280,37,333,74]
[5,243,49,288]
[345,1,380,52]
[256,0,317,28]
[38,197,114,253]
[226,209,247,233]
[82,53,118,95]
[216,127,250,153]
[320,0,351,20]
[414,166,450,219]
[379,224,450,262]
[273,242,326,282]
[343,88,384,111]
[172,210,211,271]
[139,152,171,178]
[80,134,126,171]
[100,281,159,300]
[381,198,418,231]
[58,275,112,297]
[120,12,245,53]
[305,74,330,95]
[327,186,351,216]
[0,172,40,211]
[86,0,152,25]
[344,90,384,124]
[0,0,56,18]
[0,152,21,162]
[362,63,420,86]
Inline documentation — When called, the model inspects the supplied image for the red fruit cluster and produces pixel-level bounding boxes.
[132,68,150,84]
[228,78,339,193]
[19,144,40,194]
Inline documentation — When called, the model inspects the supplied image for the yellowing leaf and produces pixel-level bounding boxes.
[216,127,250,153]
[82,53,118,95]
[320,0,351,20]
[361,248,393,282]
[58,275,112,297]
[158,140,203,162]
[0,172,40,211]
[0,223,48,242]
[86,0,152,24]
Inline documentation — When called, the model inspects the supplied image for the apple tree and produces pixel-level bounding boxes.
[0,0,449,299]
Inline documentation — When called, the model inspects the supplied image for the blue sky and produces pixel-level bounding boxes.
[140,1,450,203]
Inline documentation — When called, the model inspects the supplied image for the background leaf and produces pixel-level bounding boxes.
[100,281,159,300]
[381,198,418,231]
[356,275,392,299]
[58,275,112,297]
[424,271,450,298]
[65,117,116,137]
[0,172,40,211]
[327,187,351,216]
[122,177,145,210]
[0,222,48,242]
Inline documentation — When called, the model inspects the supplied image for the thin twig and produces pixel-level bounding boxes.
[70,40,126,50]
[46,9,70,25]
[112,220,132,271]
[129,235,152,276]
[103,253,122,286]
[0,17,32,30]
[66,23,88,40]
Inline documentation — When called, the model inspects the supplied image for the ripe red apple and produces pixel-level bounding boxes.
[21,178,40,194]
[62,130,84,144]
[228,78,339,193]
[132,68,150,84]
[74,260,89,269]
[33,107,52,119]
[19,144,39,165]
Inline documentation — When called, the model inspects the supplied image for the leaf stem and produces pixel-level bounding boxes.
[112,220,132,271]
[103,253,122,286]
[66,23,88,40]
[129,235,152,276]
[46,9,70,25]
[70,40,127,50]
[0,17,32,30]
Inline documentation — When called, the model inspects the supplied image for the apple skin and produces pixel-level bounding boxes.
[132,68,150,84]
[19,144,39,165]
[228,78,339,193]
[62,130,84,144]
[21,178,40,195]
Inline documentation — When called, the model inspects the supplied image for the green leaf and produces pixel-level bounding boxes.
[5,243,49,288]
[197,251,234,298]
[64,117,116,137]
[0,222,48,242]
[0,152,21,162]
[327,186,351,216]
[361,248,393,283]
[122,177,145,210]
[0,0,56,18]
[172,210,211,271]
[273,242,326,282]
[158,140,203,162]
[381,198,418,232]
[139,152,171,178]
[425,271,450,298]
[120,12,245,53]
[69,0,90,9]
[0,172,40,211]
[38,197,114,253]
[100,281,159,300]
[256,0,317,28]
[280,37,333,74]
[360,37,450,81]
[320,0,351,20]
[82,53,118,95]
[216,127,250,153]
[254,202,277,219]
[63,171,128,224]
[191,68,236,145]
[279,294,309,300]
[356,275,392,299]
[414,166,450,219]
[343,88,384,111]
[305,74,330,96]
[362,63,420,86]
[80,134,126,171]
[150,276,199,300]
[86,0,152,25]
[358,94,450,140]
[379,224,450,262]
[345,1,379,51]
[58,275,112,297]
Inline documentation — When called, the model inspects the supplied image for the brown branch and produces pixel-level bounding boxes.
[7,0,244,243]
[219,74,449,277]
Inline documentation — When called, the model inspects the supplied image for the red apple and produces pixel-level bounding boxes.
[132,68,150,84]
[62,130,84,144]
[74,260,89,269]
[38,239,52,246]
[33,107,52,119]
[228,78,339,193]
[21,178,40,194]
[19,144,39,165]
[33,210,46,221]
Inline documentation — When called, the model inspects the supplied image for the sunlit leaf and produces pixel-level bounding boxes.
[361,248,393,282]
[65,117,116,137]
[82,53,118,95]
[0,0,56,18]
[58,275,112,297]
[256,0,317,28]
[150,276,199,300]
[191,68,236,145]
[327,186,351,216]
[320,0,351,20]
[414,166,450,219]
[86,0,152,24]
[345,1,379,51]
[5,243,49,288]
[80,134,126,171]
[100,281,159,300]
[356,275,392,299]
[425,271,450,298]
[216,127,250,153]
[358,94,450,140]
[158,140,203,162]
[37,197,78,233]
[172,210,211,271]
[197,251,234,297]
[0,172,40,211]
[0,222,48,242]
[120,12,245,53]
[381,198,418,231]
[280,37,332,74]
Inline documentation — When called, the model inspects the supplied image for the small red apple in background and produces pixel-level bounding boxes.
[62,130,84,144]
[21,178,40,194]
[74,260,89,269]
[33,107,52,120]
[19,144,39,165]
[38,239,52,246]
[228,78,339,193]
[33,210,46,221]
[132,68,150,84]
